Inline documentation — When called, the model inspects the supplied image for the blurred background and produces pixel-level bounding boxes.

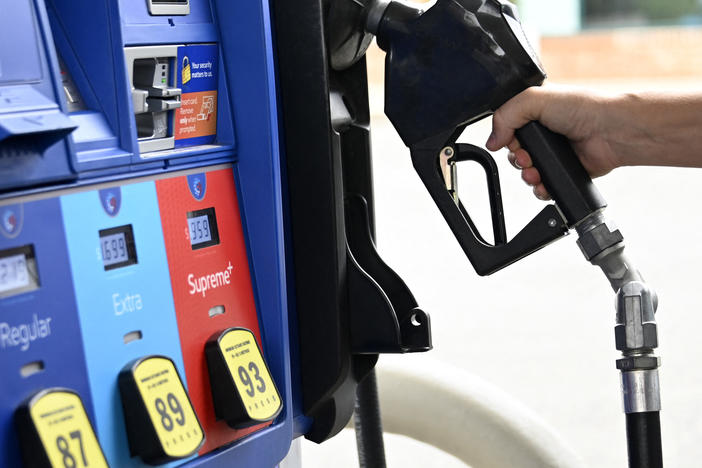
[302,0,702,466]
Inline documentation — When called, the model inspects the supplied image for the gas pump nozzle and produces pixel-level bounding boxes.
[364,0,611,275]
[355,0,663,465]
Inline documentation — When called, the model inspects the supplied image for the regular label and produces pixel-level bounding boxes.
[218,329,281,421]
[29,390,108,468]
[132,357,203,458]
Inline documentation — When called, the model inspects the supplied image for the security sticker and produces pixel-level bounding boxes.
[119,356,203,463]
[205,328,281,428]
[175,44,218,147]
[15,388,109,468]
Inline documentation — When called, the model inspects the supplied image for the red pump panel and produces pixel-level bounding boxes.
[156,167,269,454]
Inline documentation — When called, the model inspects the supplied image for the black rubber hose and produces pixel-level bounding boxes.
[354,369,387,468]
[626,412,663,468]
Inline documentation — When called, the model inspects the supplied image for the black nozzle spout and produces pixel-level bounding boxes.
[368,1,424,51]
[365,0,391,35]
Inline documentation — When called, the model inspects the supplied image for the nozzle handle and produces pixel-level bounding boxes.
[515,121,607,227]
[410,137,568,276]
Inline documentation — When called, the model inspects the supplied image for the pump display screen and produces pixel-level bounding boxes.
[151,0,188,3]
[99,225,137,270]
[187,207,219,250]
[0,245,39,298]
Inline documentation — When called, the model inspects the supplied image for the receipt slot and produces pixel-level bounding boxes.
[0,199,95,468]
[147,0,191,16]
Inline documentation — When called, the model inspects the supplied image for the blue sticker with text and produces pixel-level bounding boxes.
[177,44,218,92]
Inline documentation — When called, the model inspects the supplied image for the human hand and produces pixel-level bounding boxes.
[485,84,621,200]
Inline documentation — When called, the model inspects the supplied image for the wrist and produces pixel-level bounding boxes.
[600,92,652,168]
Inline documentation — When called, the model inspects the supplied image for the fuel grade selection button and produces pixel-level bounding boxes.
[118,356,204,464]
[15,388,109,468]
[205,328,282,428]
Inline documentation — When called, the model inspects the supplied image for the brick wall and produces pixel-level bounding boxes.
[541,27,702,80]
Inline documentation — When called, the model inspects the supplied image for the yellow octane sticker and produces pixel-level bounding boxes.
[218,329,281,421]
[30,391,109,468]
[133,357,203,458]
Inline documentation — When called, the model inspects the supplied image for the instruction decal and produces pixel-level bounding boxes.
[175,44,218,147]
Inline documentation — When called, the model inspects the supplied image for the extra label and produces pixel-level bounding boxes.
[218,328,281,421]
[28,390,108,468]
[132,357,203,458]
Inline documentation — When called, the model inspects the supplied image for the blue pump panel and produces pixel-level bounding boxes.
[0,0,76,192]
[0,199,93,468]
[120,0,217,43]
[0,3,42,84]
[61,182,193,467]
[0,0,300,466]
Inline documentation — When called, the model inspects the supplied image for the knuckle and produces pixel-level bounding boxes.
[492,108,506,127]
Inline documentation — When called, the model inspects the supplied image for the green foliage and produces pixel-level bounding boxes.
[584,0,637,17]
[638,0,698,20]
[584,0,701,20]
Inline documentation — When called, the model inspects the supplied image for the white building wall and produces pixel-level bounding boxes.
[518,0,582,36]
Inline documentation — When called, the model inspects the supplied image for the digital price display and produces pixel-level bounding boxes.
[99,225,137,271]
[186,207,219,250]
[0,245,39,299]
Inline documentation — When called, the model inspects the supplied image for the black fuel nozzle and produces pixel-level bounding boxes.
[363,0,607,274]
[370,0,545,146]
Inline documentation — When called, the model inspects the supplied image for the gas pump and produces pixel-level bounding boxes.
[0,0,298,466]
[1,0,665,467]
[1,0,433,466]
